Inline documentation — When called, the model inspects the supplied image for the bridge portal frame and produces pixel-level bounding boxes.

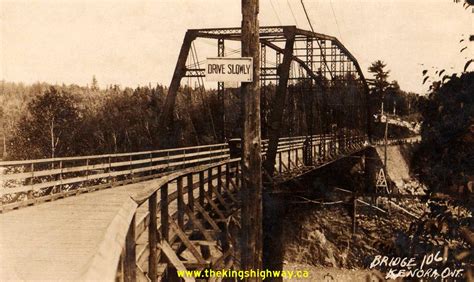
[160,26,371,177]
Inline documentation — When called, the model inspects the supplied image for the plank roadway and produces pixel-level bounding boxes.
[0,181,151,281]
[0,146,344,281]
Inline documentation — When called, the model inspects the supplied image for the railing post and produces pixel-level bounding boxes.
[199,171,205,207]
[287,147,291,171]
[318,140,322,163]
[85,159,89,185]
[129,155,133,181]
[295,146,299,167]
[187,174,194,229]
[217,165,222,194]
[59,160,63,193]
[235,162,240,187]
[278,152,282,174]
[183,149,187,168]
[209,146,212,165]
[124,215,136,282]
[27,163,35,199]
[187,174,194,211]
[160,183,169,241]
[322,136,326,161]
[341,130,345,153]
[148,192,158,282]
[314,136,318,162]
[207,168,213,198]
[30,163,34,184]
[225,163,230,191]
[108,156,113,186]
[149,153,153,177]
[177,177,184,229]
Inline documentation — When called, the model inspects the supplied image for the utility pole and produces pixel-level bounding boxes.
[241,0,262,276]
[382,100,388,168]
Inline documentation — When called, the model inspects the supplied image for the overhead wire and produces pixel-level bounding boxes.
[287,0,300,27]
[300,0,315,32]
[300,0,334,80]
[186,41,242,69]
[270,0,283,25]
[184,49,201,145]
[329,0,343,41]
[190,42,218,140]
[300,0,333,142]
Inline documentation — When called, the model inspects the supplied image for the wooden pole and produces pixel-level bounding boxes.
[241,0,262,275]
[383,115,392,212]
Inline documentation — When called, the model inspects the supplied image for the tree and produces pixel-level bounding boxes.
[415,72,474,198]
[409,72,473,276]
[368,60,390,114]
[368,60,390,95]
[11,86,81,159]
[91,75,99,91]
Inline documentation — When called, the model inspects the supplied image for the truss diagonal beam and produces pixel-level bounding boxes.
[263,29,296,177]
[159,30,197,144]
[260,39,319,83]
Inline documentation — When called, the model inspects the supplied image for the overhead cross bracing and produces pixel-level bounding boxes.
[180,26,367,83]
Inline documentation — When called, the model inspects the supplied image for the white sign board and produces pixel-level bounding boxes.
[206,57,253,82]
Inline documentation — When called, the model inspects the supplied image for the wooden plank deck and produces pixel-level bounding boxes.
[0,140,367,281]
[0,181,147,280]
[0,171,208,281]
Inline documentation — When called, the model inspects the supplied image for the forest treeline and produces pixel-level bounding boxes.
[0,80,216,159]
[0,72,420,160]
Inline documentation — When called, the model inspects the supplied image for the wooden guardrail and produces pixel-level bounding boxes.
[112,134,367,281]
[114,158,241,282]
[0,143,230,212]
[0,134,367,213]
[268,134,367,176]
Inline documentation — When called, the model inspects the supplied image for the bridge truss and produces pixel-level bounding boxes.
[161,25,371,176]
[162,26,370,132]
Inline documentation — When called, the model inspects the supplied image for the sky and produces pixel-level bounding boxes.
[0,0,472,94]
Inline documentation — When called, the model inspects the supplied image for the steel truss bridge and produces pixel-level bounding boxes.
[0,26,383,281]
[160,26,370,145]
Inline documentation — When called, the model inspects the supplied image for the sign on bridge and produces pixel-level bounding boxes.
[206,57,253,82]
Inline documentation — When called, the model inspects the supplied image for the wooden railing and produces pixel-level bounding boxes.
[0,143,229,211]
[111,134,367,281]
[262,134,367,181]
[112,158,241,282]
[0,134,367,213]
